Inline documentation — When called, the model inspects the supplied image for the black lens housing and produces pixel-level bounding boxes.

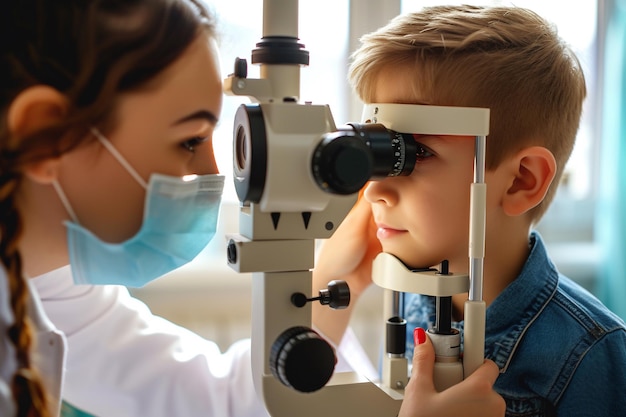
[312,123,417,194]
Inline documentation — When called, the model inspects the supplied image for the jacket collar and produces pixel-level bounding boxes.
[481,231,559,371]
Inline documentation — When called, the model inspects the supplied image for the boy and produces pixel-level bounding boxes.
[313,5,626,416]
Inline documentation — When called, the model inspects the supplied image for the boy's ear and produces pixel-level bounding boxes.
[7,85,68,184]
[502,146,557,217]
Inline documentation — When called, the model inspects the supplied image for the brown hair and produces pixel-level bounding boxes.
[0,1,214,415]
[349,5,587,221]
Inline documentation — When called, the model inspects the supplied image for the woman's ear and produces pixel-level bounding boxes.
[7,86,68,184]
[502,146,557,217]
[8,85,68,137]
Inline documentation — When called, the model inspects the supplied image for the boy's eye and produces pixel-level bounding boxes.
[415,142,434,161]
[181,136,209,153]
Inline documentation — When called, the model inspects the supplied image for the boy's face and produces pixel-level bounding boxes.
[363,70,480,271]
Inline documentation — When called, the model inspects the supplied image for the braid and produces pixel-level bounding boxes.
[0,172,50,417]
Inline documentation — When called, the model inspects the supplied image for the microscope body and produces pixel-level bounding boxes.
[225,92,404,417]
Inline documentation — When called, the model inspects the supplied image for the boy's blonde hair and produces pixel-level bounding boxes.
[349,5,586,221]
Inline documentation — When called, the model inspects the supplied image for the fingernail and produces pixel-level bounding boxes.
[414,327,426,345]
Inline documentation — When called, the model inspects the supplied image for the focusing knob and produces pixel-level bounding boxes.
[270,326,336,393]
[318,280,351,309]
[312,131,373,195]
[291,280,351,309]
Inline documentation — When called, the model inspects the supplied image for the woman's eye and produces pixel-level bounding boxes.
[181,136,209,153]
[415,142,434,161]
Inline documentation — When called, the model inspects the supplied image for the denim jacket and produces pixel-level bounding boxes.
[403,232,626,417]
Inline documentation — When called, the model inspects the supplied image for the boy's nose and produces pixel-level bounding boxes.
[363,178,399,206]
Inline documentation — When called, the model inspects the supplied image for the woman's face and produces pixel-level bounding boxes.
[57,33,223,242]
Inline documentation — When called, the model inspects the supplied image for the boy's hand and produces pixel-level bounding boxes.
[315,192,381,297]
[400,328,506,417]
[312,191,380,344]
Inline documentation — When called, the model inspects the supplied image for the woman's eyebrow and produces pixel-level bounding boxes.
[172,110,219,126]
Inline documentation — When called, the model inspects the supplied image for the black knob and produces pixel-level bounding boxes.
[319,280,350,309]
[386,316,407,355]
[233,57,248,78]
[290,280,351,309]
[226,239,237,265]
[270,326,336,393]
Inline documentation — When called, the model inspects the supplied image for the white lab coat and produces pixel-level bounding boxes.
[0,268,66,417]
[32,265,375,417]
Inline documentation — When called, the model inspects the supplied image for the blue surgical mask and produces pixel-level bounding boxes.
[52,128,224,287]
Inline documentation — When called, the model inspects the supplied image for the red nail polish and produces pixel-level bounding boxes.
[414,327,426,345]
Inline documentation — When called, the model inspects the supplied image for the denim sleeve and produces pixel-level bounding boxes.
[556,328,626,416]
